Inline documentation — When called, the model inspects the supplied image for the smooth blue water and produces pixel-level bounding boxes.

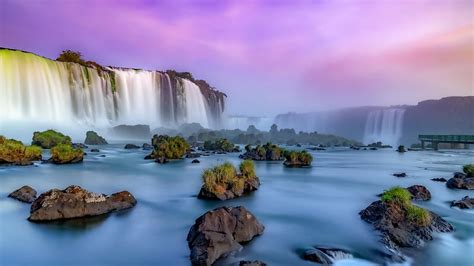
[0,146,473,266]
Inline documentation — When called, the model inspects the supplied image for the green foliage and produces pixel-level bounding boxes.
[0,136,42,164]
[239,160,256,178]
[203,138,236,152]
[406,205,431,227]
[32,130,71,149]
[463,164,474,177]
[57,50,85,65]
[381,186,412,205]
[244,144,252,152]
[109,72,116,92]
[51,144,83,163]
[151,135,189,160]
[283,150,312,166]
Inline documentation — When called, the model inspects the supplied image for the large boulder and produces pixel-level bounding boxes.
[8,185,37,203]
[359,200,453,250]
[28,185,136,221]
[84,131,108,145]
[406,185,431,201]
[187,206,264,266]
[451,196,474,209]
[49,144,84,164]
[446,172,474,190]
[303,246,353,264]
[32,129,71,149]
[124,144,140,149]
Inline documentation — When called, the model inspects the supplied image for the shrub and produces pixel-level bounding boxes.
[204,138,236,152]
[151,135,189,160]
[25,145,42,161]
[0,136,42,164]
[406,205,431,227]
[57,50,85,65]
[463,164,474,177]
[381,186,412,205]
[51,144,83,164]
[32,130,71,149]
[240,160,256,178]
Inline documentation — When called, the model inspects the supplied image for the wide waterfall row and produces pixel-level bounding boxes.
[0,49,223,130]
[363,108,405,146]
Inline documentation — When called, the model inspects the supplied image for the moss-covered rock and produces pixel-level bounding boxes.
[0,136,42,165]
[32,129,71,149]
[203,138,238,152]
[463,164,474,177]
[84,131,108,145]
[283,150,313,167]
[50,144,83,164]
[240,142,284,161]
[198,160,260,200]
[146,135,189,163]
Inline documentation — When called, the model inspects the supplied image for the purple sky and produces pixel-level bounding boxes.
[1,0,472,116]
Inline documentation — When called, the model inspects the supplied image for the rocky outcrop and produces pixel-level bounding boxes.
[142,143,153,150]
[192,159,200,164]
[84,131,108,145]
[28,185,136,221]
[49,144,84,164]
[124,144,140,149]
[8,185,37,203]
[431,177,447,182]
[239,260,266,266]
[446,172,474,190]
[397,145,407,153]
[303,246,353,264]
[186,206,264,266]
[359,200,453,250]
[90,148,100,152]
[406,185,431,201]
[451,196,474,209]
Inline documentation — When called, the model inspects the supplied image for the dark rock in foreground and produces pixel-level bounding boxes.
[84,131,108,145]
[187,206,264,266]
[303,246,352,264]
[393,172,407,178]
[90,148,100,152]
[431,177,447,182]
[446,172,474,190]
[359,200,453,250]
[239,260,266,266]
[124,144,140,149]
[451,196,474,209]
[28,185,136,221]
[406,185,431,201]
[8,185,37,203]
[192,159,200,164]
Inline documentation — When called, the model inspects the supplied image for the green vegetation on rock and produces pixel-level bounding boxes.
[463,164,474,177]
[199,160,259,200]
[381,186,431,227]
[0,136,42,165]
[32,129,71,149]
[50,144,84,164]
[203,138,237,152]
[148,135,189,163]
[240,142,284,161]
[283,150,313,167]
[84,131,108,145]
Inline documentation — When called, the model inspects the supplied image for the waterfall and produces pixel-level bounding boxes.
[0,49,223,133]
[363,108,406,145]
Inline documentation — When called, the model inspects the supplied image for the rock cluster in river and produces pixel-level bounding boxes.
[8,185,37,203]
[446,172,474,190]
[406,185,431,200]
[28,185,136,221]
[451,196,474,209]
[187,206,264,265]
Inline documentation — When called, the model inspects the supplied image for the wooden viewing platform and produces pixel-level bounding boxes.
[418,135,474,150]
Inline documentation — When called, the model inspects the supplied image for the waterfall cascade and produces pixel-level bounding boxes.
[363,108,406,145]
[0,49,225,132]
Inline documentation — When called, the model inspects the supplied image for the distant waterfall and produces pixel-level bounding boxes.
[0,49,223,131]
[363,108,406,145]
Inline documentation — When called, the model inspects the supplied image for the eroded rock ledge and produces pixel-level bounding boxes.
[28,185,136,221]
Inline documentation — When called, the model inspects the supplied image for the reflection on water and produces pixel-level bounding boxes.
[0,146,472,266]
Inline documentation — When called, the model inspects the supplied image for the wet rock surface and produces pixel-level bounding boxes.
[303,246,353,264]
[446,172,474,190]
[406,185,431,201]
[451,196,474,209]
[8,185,37,203]
[28,185,136,221]
[187,206,264,265]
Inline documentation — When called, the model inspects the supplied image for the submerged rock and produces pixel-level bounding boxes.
[431,177,447,182]
[359,200,453,250]
[8,185,37,203]
[90,148,100,152]
[397,145,407,153]
[28,185,136,221]
[393,172,407,178]
[191,159,200,164]
[187,206,264,266]
[451,196,474,209]
[406,185,431,201]
[124,144,140,149]
[84,131,108,145]
[303,246,353,264]
[72,143,88,149]
[142,143,153,150]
